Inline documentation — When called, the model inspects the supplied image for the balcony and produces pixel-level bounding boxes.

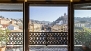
[3,32,90,51]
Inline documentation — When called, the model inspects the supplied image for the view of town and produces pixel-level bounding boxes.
[74,10,91,32]
[0,3,91,51]
[29,6,68,32]
[29,13,68,32]
[0,11,23,51]
[1,13,68,32]
[0,16,23,32]
[74,17,91,32]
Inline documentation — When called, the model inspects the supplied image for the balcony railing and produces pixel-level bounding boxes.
[29,32,68,45]
[6,32,91,45]
[5,32,90,51]
[6,32,68,45]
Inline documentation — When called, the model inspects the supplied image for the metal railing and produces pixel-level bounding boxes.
[5,32,89,51]
[29,32,68,45]
[6,32,91,45]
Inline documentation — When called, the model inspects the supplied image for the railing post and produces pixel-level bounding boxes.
[46,32,47,46]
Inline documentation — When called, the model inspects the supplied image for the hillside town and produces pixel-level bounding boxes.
[1,13,91,32]
[0,16,23,32]
[29,13,91,32]
[74,17,91,32]
[29,13,68,32]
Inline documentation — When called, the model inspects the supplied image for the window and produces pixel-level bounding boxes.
[29,4,69,51]
[29,5,68,32]
[74,3,91,51]
[0,3,23,51]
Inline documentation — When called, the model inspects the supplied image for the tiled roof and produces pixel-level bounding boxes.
[2,24,9,28]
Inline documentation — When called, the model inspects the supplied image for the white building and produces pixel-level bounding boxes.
[0,24,3,28]
[7,24,19,30]
[57,20,63,25]
[75,22,86,27]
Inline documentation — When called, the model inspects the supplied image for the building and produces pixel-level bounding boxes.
[0,17,10,24]
[0,24,3,28]
[7,24,19,30]
[75,22,86,27]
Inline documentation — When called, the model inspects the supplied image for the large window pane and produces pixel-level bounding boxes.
[29,4,68,51]
[0,3,23,51]
[74,3,91,51]
[30,6,68,32]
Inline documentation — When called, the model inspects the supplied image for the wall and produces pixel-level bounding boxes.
[1,19,10,24]
[7,25,14,30]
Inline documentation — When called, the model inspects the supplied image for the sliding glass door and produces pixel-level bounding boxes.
[29,3,69,51]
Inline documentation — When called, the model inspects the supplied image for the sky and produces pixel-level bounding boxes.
[0,7,91,20]
[30,6,68,22]
[74,10,91,18]
[0,12,23,19]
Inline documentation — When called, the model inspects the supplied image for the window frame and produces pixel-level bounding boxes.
[0,0,24,3]
[71,1,91,51]
[26,1,72,51]
[3,1,91,51]
[0,2,24,51]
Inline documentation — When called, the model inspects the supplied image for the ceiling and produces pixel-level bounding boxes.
[28,0,70,1]
[0,3,23,12]
[0,1,91,11]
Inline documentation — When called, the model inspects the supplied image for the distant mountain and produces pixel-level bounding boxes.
[30,19,51,25]
[75,17,91,23]
[30,13,68,26]
[9,16,91,26]
[0,13,69,26]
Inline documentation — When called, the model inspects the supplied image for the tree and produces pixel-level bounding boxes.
[0,28,10,47]
[74,27,91,47]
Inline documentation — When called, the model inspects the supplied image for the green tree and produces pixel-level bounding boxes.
[74,27,91,46]
[0,28,10,47]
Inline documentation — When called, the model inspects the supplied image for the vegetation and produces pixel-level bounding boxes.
[0,28,10,47]
[74,27,91,46]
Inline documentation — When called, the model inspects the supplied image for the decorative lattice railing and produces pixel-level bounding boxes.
[6,32,91,45]
[7,32,23,45]
[29,32,68,45]
[74,32,91,45]
[5,32,91,51]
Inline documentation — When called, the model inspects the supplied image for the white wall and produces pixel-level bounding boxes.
[0,24,3,28]
[7,25,14,30]
[14,27,19,30]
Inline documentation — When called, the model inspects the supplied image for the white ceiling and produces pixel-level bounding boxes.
[0,3,23,11]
